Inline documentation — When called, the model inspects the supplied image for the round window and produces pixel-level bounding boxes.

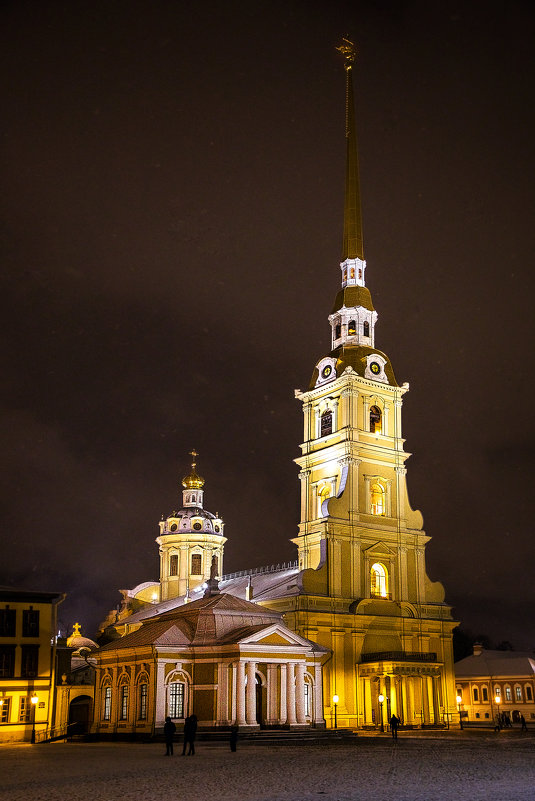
[214,525,220,533]
[170,523,178,532]
[193,522,202,531]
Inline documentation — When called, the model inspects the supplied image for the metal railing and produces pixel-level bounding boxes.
[360,651,438,664]
[222,560,298,581]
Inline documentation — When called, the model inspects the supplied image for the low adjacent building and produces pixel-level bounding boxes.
[0,587,64,743]
[455,644,535,725]
[92,586,328,737]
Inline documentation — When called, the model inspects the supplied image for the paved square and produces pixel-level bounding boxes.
[1,733,534,800]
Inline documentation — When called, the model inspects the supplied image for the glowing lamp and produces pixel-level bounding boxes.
[31,694,39,705]
[332,695,339,705]
[378,694,384,703]
[456,695,462,704]
[495,695,501,705]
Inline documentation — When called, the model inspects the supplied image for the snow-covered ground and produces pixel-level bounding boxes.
[1,733,534,801]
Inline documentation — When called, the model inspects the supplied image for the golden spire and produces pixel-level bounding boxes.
[336,38,364,261]
[182,449,205,489]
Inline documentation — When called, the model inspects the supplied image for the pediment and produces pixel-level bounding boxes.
[238,623,313,649]
[363,541,395,558]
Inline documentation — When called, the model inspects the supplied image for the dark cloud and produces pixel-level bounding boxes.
[2,0,534,647]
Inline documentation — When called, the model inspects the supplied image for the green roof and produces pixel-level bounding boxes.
[330,285,375,315]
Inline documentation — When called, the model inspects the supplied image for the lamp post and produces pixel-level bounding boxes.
[332,695,339,729]
[30,693,39,744]
[495,695,501,730]
[378,693,385,733]
[456,694,463,729]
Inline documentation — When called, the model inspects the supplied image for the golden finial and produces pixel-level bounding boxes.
[336,37,356,71]
[183,450,204,489]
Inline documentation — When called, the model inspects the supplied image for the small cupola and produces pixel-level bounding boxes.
[182,449,205,507]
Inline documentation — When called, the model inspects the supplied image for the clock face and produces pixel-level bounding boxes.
[170,523,178,532]
[321,365,333,379]
[370,361,381,375]
[193,522,202,531]
[214,525,220,533]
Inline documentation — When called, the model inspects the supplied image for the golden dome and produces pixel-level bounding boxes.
[182,449,205,489]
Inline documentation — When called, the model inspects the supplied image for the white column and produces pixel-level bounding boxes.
[286,662,297,725]
[314,663,324,724]
[295,663,306,724]
[155,661,167,729]
[246,661,257,725]
[236,662,246,725]
[279,664,287,724]
[266,663,278,724]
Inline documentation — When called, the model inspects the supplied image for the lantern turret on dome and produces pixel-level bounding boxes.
[156,451,227,602]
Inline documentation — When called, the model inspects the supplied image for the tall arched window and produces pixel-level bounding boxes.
[335,323,341,339]
[370,482,385,515]
[363,320,370,337]
[320,410,332,437]
[370,563,388,598]
[169,681,185,719]
[118,675,130,721]
[318,485,330,518]
[348,320,356,336]
[102,682,112,721]
[191,553,202,575]
[369,405,382,434]
[169,554,178,576]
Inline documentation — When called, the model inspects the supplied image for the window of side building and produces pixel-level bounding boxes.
[0,697,11,723]
[22,608,39,637]
[0,645,16,678]
[21,645,39,678]
[0,606,16,637]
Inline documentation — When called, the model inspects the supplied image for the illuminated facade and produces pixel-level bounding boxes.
[0,588,64,743]
[455,644,535,726]
[99,43,458,732]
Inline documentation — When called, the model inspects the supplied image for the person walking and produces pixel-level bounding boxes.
[229,725,239,752]
[520,714,527,732]
[183,713,197,755]
[164,716,176,756]
[389,713,400,741]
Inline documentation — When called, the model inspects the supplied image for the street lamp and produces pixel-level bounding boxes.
[456,694,463,730]
[495,694,501,729]
[332,695,339,729]
[30,693,39,744]
[378,693,385,732]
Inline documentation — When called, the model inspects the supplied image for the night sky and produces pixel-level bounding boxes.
[2,1,534,650]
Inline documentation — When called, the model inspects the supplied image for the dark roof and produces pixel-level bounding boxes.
[330,285,375,314]
[0,587,65,603]
[309,344,399,389]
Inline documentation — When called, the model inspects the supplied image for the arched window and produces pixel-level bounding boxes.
[370,563,388,598]
[102,682,112,721]
[515,685,522,702]
[335,323,341,339]
[169,681,185,719]
[191,553,202,575]
[118,674,130,721]
[370,482,385,515]
[169,554,178,577]
[318,485,330,518]
[525,685,533,702]
[473,687,479,702]
[369,405,382,434]
[320,410,332,437]
[348,320,356,336]
[505,686,512,702]
[137,674,149,721]
[482,686,488,702]
[363,320,370,337]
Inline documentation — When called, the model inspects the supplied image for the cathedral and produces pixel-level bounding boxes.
[92,42,458,735]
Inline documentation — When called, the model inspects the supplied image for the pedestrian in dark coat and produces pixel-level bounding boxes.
[164,716,176,756]
[183,714,197,755]
[389,713,400,740]
[229,725,239,752]
[520,714,527,732]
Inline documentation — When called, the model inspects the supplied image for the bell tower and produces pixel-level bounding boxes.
[156,451,226,601]
[285,40,458,730]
